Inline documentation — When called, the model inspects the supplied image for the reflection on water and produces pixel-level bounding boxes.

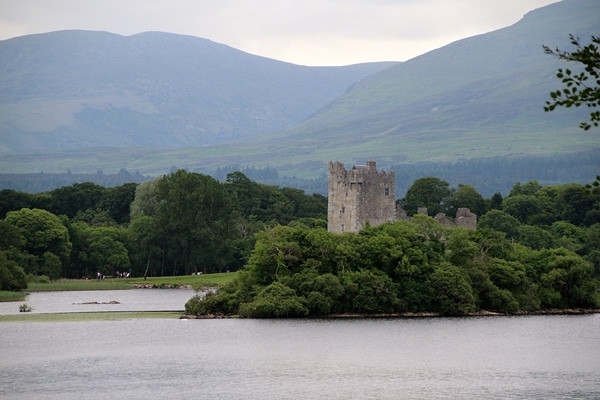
[0,289,197,314]
[1,315,599,399]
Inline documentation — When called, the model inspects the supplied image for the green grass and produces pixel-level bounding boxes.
[127,272,238,289]
[0,291,27,302]
[28,279,132,292]
[0,311,182,323]
[26,272,239,292]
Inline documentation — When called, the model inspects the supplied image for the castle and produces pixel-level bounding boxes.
[327,160,476,233]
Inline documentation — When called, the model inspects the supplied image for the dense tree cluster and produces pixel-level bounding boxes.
[0,170,326,284]
[185,177,600,317]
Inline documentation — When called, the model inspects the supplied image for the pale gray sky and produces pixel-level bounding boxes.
[0,0,559,66]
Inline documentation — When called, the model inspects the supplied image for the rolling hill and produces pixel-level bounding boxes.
[0,30,395,153]
[228,0,600,169]
[0,0,599,196]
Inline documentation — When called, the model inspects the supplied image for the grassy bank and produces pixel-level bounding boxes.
[127,272,238,289]
[26,272,238,292]
[0,311,182,322]
[27,279,132,292]
[0,291,27,302]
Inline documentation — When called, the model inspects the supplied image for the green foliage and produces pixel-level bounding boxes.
[428,262,476,316]
[502,195,541,224]
[188,206,599,317]
[400,177,452,216]
[0,251,27,291]
[478,210,521,239]
[340,270,399,314]
[4,208,71,279]
[239,282,309,318]
[544,34,600,130]
[517,225,554,250]
[445,184,487,218]
[0,291,26,302]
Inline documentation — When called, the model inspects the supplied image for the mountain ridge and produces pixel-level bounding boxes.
[0,30,396,152]
[0,0,599,187]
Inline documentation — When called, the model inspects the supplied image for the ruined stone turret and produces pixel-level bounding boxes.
[328,160,477,233]
[328,160,396,233]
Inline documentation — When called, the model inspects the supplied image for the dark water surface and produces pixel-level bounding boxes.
[1,314,599,399]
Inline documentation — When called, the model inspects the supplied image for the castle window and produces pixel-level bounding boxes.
[384,187,390,196]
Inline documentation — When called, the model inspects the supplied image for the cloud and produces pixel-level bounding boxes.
[0,0,558,65]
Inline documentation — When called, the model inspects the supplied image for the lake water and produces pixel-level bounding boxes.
[1,291,599,399]
[0,289,196,314]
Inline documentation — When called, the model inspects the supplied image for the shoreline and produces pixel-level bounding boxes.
[0,311,183,322]
[2,308,598,323]
[181,308,600,319]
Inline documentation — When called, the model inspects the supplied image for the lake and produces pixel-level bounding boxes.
[0,289,196,314]
[1,290,599,399]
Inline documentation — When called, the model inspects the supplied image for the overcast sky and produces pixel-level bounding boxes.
[0,0,558,66]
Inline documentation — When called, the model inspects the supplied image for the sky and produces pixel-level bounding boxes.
[0,0,559,66]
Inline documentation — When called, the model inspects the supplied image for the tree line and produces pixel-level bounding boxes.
[0,169,150,194]
[186,176,600,317]
[1,170,599,318]
[2,150,598,199]
[0,170,327,289]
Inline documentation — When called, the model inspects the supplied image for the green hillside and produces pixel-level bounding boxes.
[0,30,395,153]
[0,0,598,190]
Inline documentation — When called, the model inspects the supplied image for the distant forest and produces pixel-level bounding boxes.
[202,151,600,197]
[1,150,599,197]
[0,169,152,194]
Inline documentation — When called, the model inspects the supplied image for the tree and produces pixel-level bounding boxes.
[502,195,541,224]
[489,192,503,211]
[127,216,163,277]
[87,228,130,277]
[99,182,138,224]
[478,210,521,239]
[130,179,160,220]
[554,183,594,226]
[340,269,399,314]
[509,181,542,197]
[238,282,308,318]
[445,184,486,218]
[4,208,71,279]
[0,189,33,219]
[428,262,476,316]
[544,34,600,130]
[48,182,106,218]
[401,177,452,216]
[0,251,27,291]
[517,225,554,250]
[155,170,236,275]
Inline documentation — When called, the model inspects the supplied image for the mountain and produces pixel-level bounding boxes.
[232,0,600,169]
[0,0,599,192]
[0,30,395,153]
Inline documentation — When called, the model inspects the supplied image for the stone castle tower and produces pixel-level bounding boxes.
[328,160,396,233]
